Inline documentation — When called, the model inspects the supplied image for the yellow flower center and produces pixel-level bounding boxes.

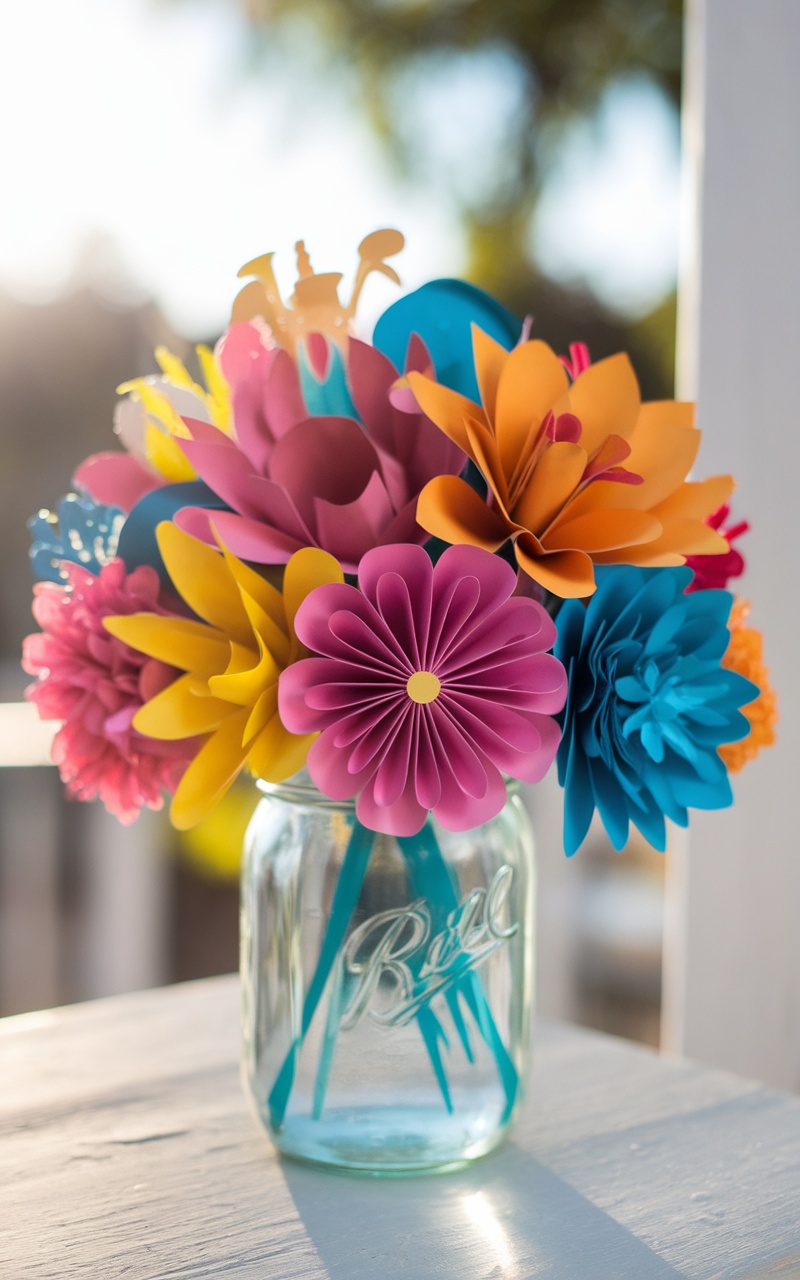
[406,671,441,704]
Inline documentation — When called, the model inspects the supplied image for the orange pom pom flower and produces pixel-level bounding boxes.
[719,598,778,772]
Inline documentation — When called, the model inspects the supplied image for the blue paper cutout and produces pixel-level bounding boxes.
[116,481,232,589]
[29,494,125,583]
[373,278,522,400]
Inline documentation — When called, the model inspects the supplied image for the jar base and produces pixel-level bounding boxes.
[268,1105,512,1174]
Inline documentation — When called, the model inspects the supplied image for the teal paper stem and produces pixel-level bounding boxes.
[417,1006,453,1113]
[466,971,518,1122]
[399,824,519,1117]
[398,827,474,1064]
[312,955,345,1120]
[269,812,517,1128]
[268,819,375,1127]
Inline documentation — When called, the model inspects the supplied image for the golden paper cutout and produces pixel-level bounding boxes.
[231,229,404,354]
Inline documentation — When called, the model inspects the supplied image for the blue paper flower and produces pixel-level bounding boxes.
[554,566,760,856]
[29,495,126,583]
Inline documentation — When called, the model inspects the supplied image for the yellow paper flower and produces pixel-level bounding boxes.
[408,329,734,599]
[719,598,778,772]
[104,522,343,829]
[116,343,232,485]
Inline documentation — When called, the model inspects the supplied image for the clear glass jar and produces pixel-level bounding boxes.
[240,775,535,1174]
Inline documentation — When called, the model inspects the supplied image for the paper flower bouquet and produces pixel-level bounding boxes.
[22,229,777,1171]
[23,229,775,854]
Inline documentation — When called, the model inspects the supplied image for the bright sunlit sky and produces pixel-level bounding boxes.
[2,0,681,339]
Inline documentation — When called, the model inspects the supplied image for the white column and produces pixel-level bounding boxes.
[74,803,172,1000]
[664,0,800,1089]
[0,769,62,1015]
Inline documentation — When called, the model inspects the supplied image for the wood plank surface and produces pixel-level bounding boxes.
[2,975,799,1279]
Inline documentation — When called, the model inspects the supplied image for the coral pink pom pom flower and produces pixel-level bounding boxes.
[279,543,568,836]
[22,560,194,825]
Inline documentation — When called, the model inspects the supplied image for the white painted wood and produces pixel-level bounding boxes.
[525,774,582,1024]
[73,803,172,1000]
[0,769,61,1014]
[666,0,800,1090]
[0,708,171,1011]
[2,976,799,1277]
[0,702,54,767]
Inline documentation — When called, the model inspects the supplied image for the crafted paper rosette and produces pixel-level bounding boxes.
[279,543,567,835]
[554,565,760,855]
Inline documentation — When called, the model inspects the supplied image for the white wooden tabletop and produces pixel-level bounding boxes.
[2,975,799,1279]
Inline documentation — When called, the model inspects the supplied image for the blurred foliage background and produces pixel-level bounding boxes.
[226,0,683,390]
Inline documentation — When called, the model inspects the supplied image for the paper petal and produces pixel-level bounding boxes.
[494,339,569,479]
[513,442,587,534]
[74,452,161,512]
[134,673,232,739]
[416,475,510,550]
[177,507,303,564]
[514,537,597,598]
[169,711,251,829]
[566,353,640,455]
[156,522,253,646]
[104,613,228,673]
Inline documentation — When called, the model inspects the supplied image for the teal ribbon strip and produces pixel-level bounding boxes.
[312,953,345,1120]
[399,824,519,1120]
[268,819,375,1127]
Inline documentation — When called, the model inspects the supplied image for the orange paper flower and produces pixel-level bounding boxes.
[408,330,734,598]
[719,598,778,772]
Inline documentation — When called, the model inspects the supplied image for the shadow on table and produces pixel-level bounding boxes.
[282,1142,684,1279]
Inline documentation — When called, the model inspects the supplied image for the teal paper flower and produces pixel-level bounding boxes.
[554,566,759,856]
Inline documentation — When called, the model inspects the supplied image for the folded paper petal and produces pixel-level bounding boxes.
[373,278,521,401]
[417,476,510,551]
[169,710,252,830]
[75,452,162,512]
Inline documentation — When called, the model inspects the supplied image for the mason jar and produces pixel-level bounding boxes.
[240,774,536,1174]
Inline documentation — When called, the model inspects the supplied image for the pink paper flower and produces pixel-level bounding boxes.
[174,336,466,573]
[279,543,568,835]
[22,560,195,824]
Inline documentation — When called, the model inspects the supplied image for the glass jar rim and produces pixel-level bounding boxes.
[255,771,520,809]
[256,770,356,809]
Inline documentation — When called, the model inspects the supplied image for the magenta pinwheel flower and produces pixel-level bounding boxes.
[174,335,465,573]
[279,543,568,835]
